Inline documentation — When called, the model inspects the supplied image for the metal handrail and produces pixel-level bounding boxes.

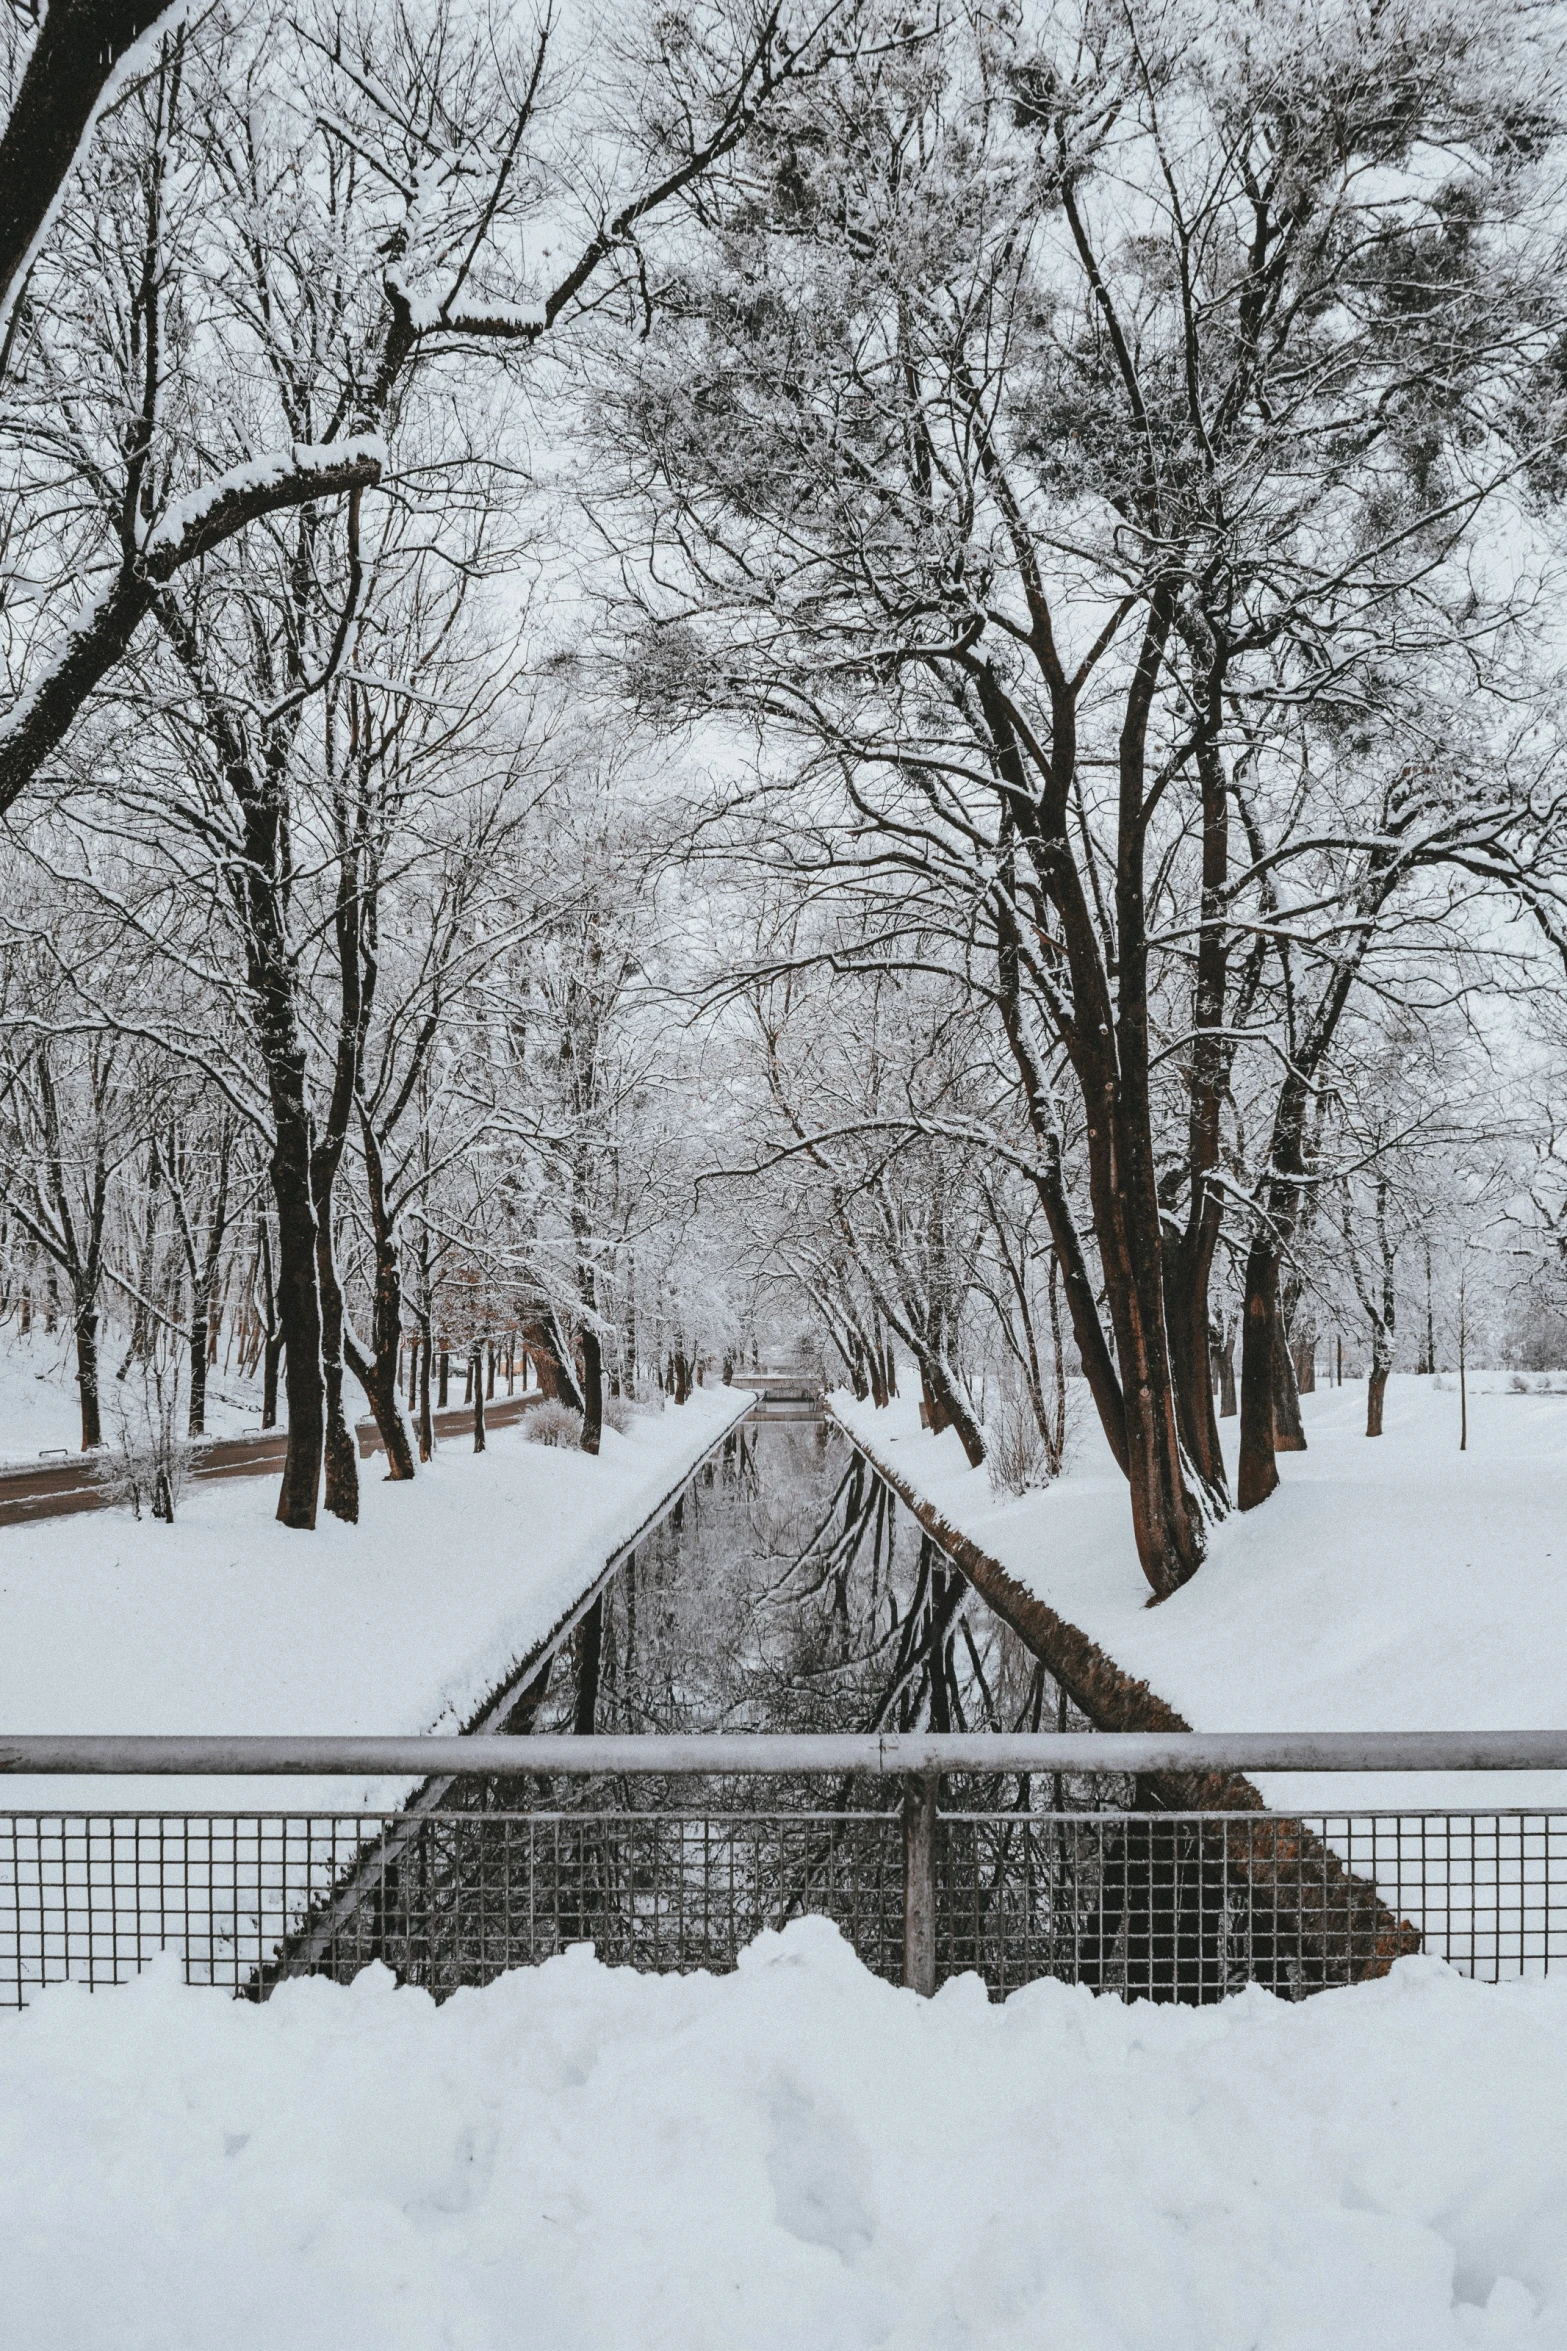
[4,1729,1567,1776]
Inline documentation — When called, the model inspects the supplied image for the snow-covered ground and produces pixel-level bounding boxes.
[837,1374,1567,1970]
[2,1922,1561,2350]
[0,1384,749,1815]
[0,1325,266,1464]
[835,1374,1567,1811]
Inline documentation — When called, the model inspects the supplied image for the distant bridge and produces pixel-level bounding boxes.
[726,1368,824,1420]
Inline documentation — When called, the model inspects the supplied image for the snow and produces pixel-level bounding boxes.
[0,1326,263,1463]
[141,435,388,563]
[834,1376,1567,1965]
[446,298,549,334]
[0,1384,749,1815]
[385,269,548,336]
[2,1924,1564,2348]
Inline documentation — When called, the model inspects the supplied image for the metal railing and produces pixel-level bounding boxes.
[2,1731,1565,2009]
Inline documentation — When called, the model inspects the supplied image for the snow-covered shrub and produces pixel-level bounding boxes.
[605,1394,637,1435]
[1511,1372,1531,1394]
[985,1366,1082,1498]
[99,1357,188,1521]
[524,1399,584,1448]
[986,1376,1053,1498]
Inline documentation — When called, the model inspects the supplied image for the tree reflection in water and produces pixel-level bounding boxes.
[512,1420,1118,1817]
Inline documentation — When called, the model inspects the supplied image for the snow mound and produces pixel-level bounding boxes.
[3,1924,1564,2348]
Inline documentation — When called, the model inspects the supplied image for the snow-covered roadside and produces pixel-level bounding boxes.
[0,1326,266,1463]
[834,1375,1567,1816]
[0,1385,750,1816]
[2,1921,1561,2350]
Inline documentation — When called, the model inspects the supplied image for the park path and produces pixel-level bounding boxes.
[0,1393,538,1526]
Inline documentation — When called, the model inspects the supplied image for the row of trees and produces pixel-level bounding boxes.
[584,0,1567,1593]
[0,0,868,1522]
[6,0,1567,1598]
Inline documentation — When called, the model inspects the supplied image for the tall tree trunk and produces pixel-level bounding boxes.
[75,1301,101,1451]
[219,727,326,1526]
[982,631,1206,1598]
[1367,1330,1391,1437]
[182,1130,231,1440]
[257,1220,283,1429]
[1272,1317,1307,1451]
[271,1114,323,1529]
[1158,732,1233,1504]
[472,1350,486,1451]
[1164,1223,1226,1496]
[1237,1235,1280,1512]
[580,1323,604,1456]
[418,1330,433,1462]
[188,1314,209,1437]
[313,1197,358,1523]
[343,1115,415,1480]
[991,894,1129,1476]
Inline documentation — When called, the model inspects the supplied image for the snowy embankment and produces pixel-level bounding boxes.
[0,1326,265,1463]
[836,1375,1567,1969]
[4,1922,1563,2351]
[0,1385,749,1815]
[835,1375,1567,1813]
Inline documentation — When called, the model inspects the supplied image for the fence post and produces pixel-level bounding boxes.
[902,1775,937,1995]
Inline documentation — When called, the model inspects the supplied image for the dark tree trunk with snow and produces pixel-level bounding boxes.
[1272,1319,1307,1452]
[75,1305,102,1451]
[418,1331,433,1462]
[271,1124,323,1528]
[344,1117,414,1481]
[0,0,180,331]
[580,1323,604,1456]
[1237,1235,1280,1512]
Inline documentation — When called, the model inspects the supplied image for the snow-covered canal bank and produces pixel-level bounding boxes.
[0,1388,750,1815]
[4,1921,1563,2351]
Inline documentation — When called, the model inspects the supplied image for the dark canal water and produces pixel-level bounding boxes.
[508,1418,1105,1807]
[272,1418,1377,2005]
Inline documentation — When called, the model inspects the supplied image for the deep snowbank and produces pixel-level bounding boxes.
[3,1924,1562,2349]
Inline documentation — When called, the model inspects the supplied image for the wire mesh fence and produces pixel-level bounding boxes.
[3,1803,1564,2009]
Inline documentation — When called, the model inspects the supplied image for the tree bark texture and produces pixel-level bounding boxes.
[344,1116,415,1480]
[580,1323,604,1456]
[271,1122,323,1528]
[1271,1318,1307,1452]
[1237,1236,1280,1513]
[0,0,179,331]
[75,1305,101,1451]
